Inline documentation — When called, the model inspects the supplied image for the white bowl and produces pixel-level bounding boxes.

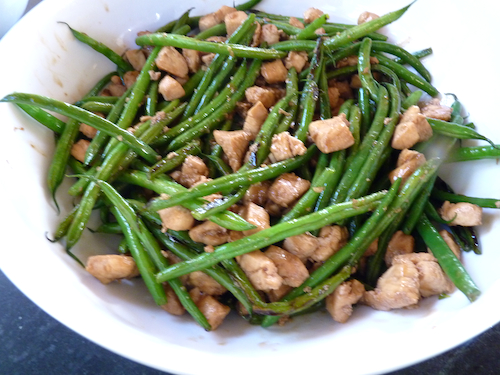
[0,0,29,38]
[1,0,500,374]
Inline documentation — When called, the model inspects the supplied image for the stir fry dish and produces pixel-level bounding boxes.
[3,0,500,331]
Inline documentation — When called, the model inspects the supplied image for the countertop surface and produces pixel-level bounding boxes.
[1,1,500,374]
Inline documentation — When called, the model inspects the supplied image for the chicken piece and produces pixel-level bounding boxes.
[308,113,354,153]
[243,101,268,139]
[357,11,380,24]
[123,70,139,89]
[392,105,433,149]
[213,130,251,171]
[188,271,227,296]
[326,279,365,323]
[158,75,185,101]
[158,206,195,231]
[396,253,454,298]
[267,284,293,302]
[289,16,305,29]
[269,131,307,162]
[327,87,341,109]
[439,201,482,226]
[303,8,324,23]
[206,36,227,43]
[421,98,452,121]
[283,233,319,262]
[86,254,140,284]
[311,225,349,262]
[182,49,201,73]
[284,51,308,73]
[155,46,189,78]
[268,173,311,207]
[198,5,236,31]
[237,250,284,291]
[245,86,277,108]
[224,11,248,36]
[201,53,216,67]
[176,155,209,188]
[79,123,98,139]
[189,221,229,246]
[264,246,309,287]
[362,255,420,311]
[242,202,271,236]
[329,80,353,99]
[261,59,288,84]
[385,231,415,266]
[161,284,185,316]
[261,23,281,45]
[70,139,90,163]
[243,181,271,207]
[388,149,426,184]
[438,230,462,261]
[125,49,146,71]
[189,288,231,330]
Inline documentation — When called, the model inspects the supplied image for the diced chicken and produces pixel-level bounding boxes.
[392,105,433,149]
[243,101,268,139]
[388,149,426,184]
[188,271,227,296]
[265,200,282,217]
[311,225,349,262]
[201,53,216,67]
[237,250,284,291]
[80,123,98,139]
[385,231,415,266]
[421,98,452,121]
[350,74,362,89]
[264,245,309,287]
[155,46,188,78]
[308,113,354,153]
[261,24,281,45]
[268,173,311,207]
[283,233,319,262]
[326,279,365,323]
[261,59,288,84]
[243,181,271,207]
[336,55,379,68]
[199,5,237,31]
[269,131,307,162]
[71,139,90,163]
[175,155,209,188]
[189,221,229,246]
[329,80,353,99]
[158,206,195,231]
[357,11,380,24]
[362,255,420,311]
[328,87,341,108]
[439,201,483,226]
[242,202,271,236]
[303,8,324,23]
[438,230,462,261]
[213,130,251,171]
[86,254,140,284]
[396,253,454,298]
[224,11,248,36]
[125,49,147,71]
[284,51,308,73]
[189,288,231,330]
[206,36,227,43]
[245,86,277,108]
[161,284,185,316]
[123,70,139,88]
[289,16,305,29]
[315,27,326,35]
[267,284,293,302]
[158,75,185,101]
[182,49,201,73]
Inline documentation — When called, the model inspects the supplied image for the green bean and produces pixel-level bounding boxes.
[296,15,329,40]
[322,25,387,42]
[314,151,345,214]
[393,47,433,64]
[431,189,500,209]
[348,105,362,156]
[16,104,65,134]
[318,59,332,120]
[358,38,379,101]
[401,89,423,110]
[80,101,113,114]
[192,188,248,221]
[235,0,263,10]
[258,18,303,36]
[275,68,299,133]
[145,80,159,117]
[194,23,227,40]
[91,222,122,234]
[417,214,481,302]
[446,145,500,162]
[150,140,201,177]
[358,88,371,137]
[427,118,496,147]
[205,154,232,177]
[401,174,437,235]
[75,96,119,106]
[451,225,481,255]
[272,39,317,52]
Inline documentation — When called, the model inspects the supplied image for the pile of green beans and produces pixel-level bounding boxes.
[3,0,500,331]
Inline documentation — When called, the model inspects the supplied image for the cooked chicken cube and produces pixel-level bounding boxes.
[388,149,426,184]
[174,155,209,188]
[155,46,189,78]
[268,173,311,207]
[284,51,308,73]
[303,8,324,23]
[264,246,309,287]
[123,70,139,88]
[326,279,365,323]
[224,11,247,36]
[189,221,229,246]
[158,206,195,231]
[125,49,146,71]
[86,254,140,284]
[283,233,319,262]
[261,59,288,84]
[357,11,380,24]
[199,5,236,31]
[213,130,251,171]
[243,181,271,207]
[363,255,420,311]
[289,16,305,29]
[438,229,462,261]
[308,113,355,153]
[261,23,281,45]
[79,122,98,139]
[237,250,283,291]
[385,230,415,266]
[328,86,341,108]
[105,75,126,97]
[242,101,268,139]
[182,49,201,73]
[242,202,271,236]
[71,139,90,163]
[269,131,307,162]
[267,284,293,302]
[311,225,349,262]
[158,75,185,101]
[421,98,452,121]
[392,105,433,149]
[329,80,353,99]
[189,288,231,330]
[161,284,185,316]
[245,86,277,108]
[439,201,482,226]
[188,271,227,296]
